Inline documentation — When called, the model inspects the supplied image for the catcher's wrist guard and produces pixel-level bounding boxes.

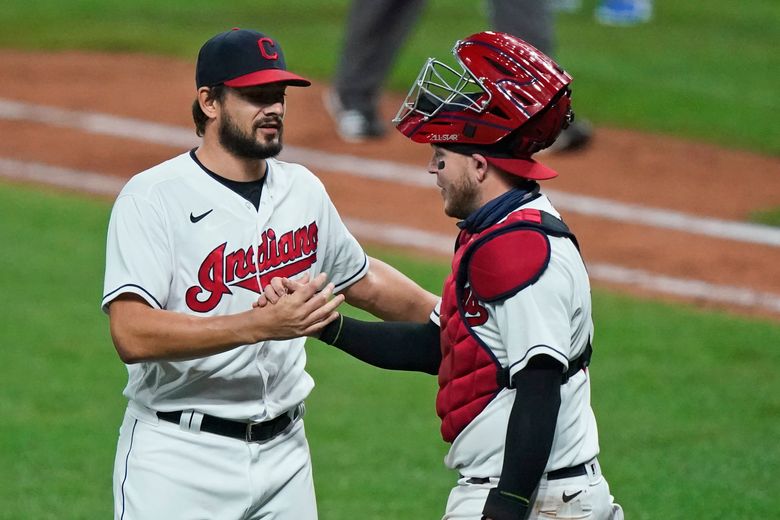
[318,313,343,345]
[482,487,530,520]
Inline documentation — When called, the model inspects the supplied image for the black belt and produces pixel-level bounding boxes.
[157,405,302,443]
[463,463,587,485]
[547,463,588,480]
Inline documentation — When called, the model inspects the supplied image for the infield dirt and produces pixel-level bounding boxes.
[1,50,779,319]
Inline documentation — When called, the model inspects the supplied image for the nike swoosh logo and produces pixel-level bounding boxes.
[189,209,213,223]
[562,490,583,503]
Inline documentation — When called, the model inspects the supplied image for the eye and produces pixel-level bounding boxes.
[255,92,286,105]
[235,88,286,105]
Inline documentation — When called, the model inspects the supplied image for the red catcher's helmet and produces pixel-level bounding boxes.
[393,32,574,179]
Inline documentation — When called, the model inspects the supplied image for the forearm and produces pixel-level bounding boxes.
[318,315,441,374]
[109,280,341,363]
[483,356,563,520]
[343,256,438,322]
[109,296,257,363]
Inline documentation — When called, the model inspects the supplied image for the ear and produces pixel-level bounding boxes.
[471,154,489,182]
[198,87,220,119]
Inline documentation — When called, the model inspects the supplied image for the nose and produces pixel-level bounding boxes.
[263,101,284,116]
[427,157,440,175]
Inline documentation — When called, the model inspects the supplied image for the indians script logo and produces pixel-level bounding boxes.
[185,221,318,312]
[462,287,488,327]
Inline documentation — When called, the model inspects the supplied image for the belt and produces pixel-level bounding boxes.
[547,463,588,480]
[157,404,302,443]
[463,463,587,485]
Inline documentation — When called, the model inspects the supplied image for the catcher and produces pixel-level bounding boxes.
[265,31,623,520]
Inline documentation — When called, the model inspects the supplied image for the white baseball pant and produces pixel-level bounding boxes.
[443,459,624,519]
[113,403,317,519]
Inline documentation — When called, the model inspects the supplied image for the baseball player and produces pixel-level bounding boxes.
[101,28,436,519]
[265,32,623,519]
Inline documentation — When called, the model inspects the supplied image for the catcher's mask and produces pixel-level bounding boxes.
[393,31,574,179]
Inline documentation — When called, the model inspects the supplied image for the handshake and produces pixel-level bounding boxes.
[249,272,343,340]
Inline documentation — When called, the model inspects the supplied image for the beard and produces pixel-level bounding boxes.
[218,112,284,160]
[443,173,480,220]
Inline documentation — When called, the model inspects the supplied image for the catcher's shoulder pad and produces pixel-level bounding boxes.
[467,226,551,302]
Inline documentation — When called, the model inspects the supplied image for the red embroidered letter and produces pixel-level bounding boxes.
[257,38,278,60]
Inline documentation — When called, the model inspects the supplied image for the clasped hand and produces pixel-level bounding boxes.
[251,272,342,339]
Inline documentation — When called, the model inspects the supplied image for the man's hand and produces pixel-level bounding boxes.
[254,273,311,308]
[248,273,342,339]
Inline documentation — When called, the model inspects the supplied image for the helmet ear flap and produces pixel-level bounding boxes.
[509,90,572,156]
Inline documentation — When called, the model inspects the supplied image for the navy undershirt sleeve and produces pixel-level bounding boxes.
[318,315,440,375]
[483,354,564,520]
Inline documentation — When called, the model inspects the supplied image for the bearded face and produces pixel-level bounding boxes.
[217,85,287,160]
[429,147,481,219]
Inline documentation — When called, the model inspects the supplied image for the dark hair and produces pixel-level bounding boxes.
[192,85,227,137]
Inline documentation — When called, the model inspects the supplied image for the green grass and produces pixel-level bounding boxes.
[750,206,780,227]
[1,3,778,516]
[0,0,778,154]
[1,182,779,519]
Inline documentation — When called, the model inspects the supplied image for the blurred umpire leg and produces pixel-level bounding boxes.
[329,0,427,141]
[486,0,593,153]
[486,0,555,59]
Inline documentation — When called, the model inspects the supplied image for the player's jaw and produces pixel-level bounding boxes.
[440,171,480,220]
[218,110,284,160]
[429,147,480,220]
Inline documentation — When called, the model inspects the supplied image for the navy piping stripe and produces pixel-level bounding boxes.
[332,254,369,291]
[455,241,502,369]
[433,112,514,131]
[467,227,551,303]
[120,419,139,520]
[457,300,503,368]
[406,112,513,139]
[103,284,163,309]
[452,211,575,376]
[510,344,569,371]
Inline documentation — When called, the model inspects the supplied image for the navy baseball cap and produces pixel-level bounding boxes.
[196,28,311,88]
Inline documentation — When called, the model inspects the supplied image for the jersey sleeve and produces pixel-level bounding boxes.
[315,189,368,293]
[101,193,172,313]
[430,299,442,327]
[492,256,574,378]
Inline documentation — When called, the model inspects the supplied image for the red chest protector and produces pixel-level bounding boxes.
[436,209,581,443]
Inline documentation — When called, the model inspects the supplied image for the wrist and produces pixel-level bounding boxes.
[482,487,530,520]
[318,313,343,345]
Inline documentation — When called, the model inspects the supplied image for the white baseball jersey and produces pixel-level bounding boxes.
[102,150,368,421]
[431,194,599,477]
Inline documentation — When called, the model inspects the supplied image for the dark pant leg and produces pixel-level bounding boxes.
[334,0,428,112]
[486,0,555,56]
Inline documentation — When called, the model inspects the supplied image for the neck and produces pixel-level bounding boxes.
[195,138,267,182]
[458,183,540,233]
[475,167,519,208]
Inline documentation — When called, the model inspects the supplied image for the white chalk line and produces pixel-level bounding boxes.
[2,157,779,315]
[1,97,779,248]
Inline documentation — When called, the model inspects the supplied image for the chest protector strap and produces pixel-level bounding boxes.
[496,340,592,388]
[463,210,590,388]
[437,209,591,442]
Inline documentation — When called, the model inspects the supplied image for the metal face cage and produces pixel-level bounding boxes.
[393,52,491,125]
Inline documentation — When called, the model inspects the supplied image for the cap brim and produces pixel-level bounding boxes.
[484,156,558,180]
[224,69,311,88]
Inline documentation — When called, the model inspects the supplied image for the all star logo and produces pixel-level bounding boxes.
[185,221,318,312]
[429,133,459,141]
